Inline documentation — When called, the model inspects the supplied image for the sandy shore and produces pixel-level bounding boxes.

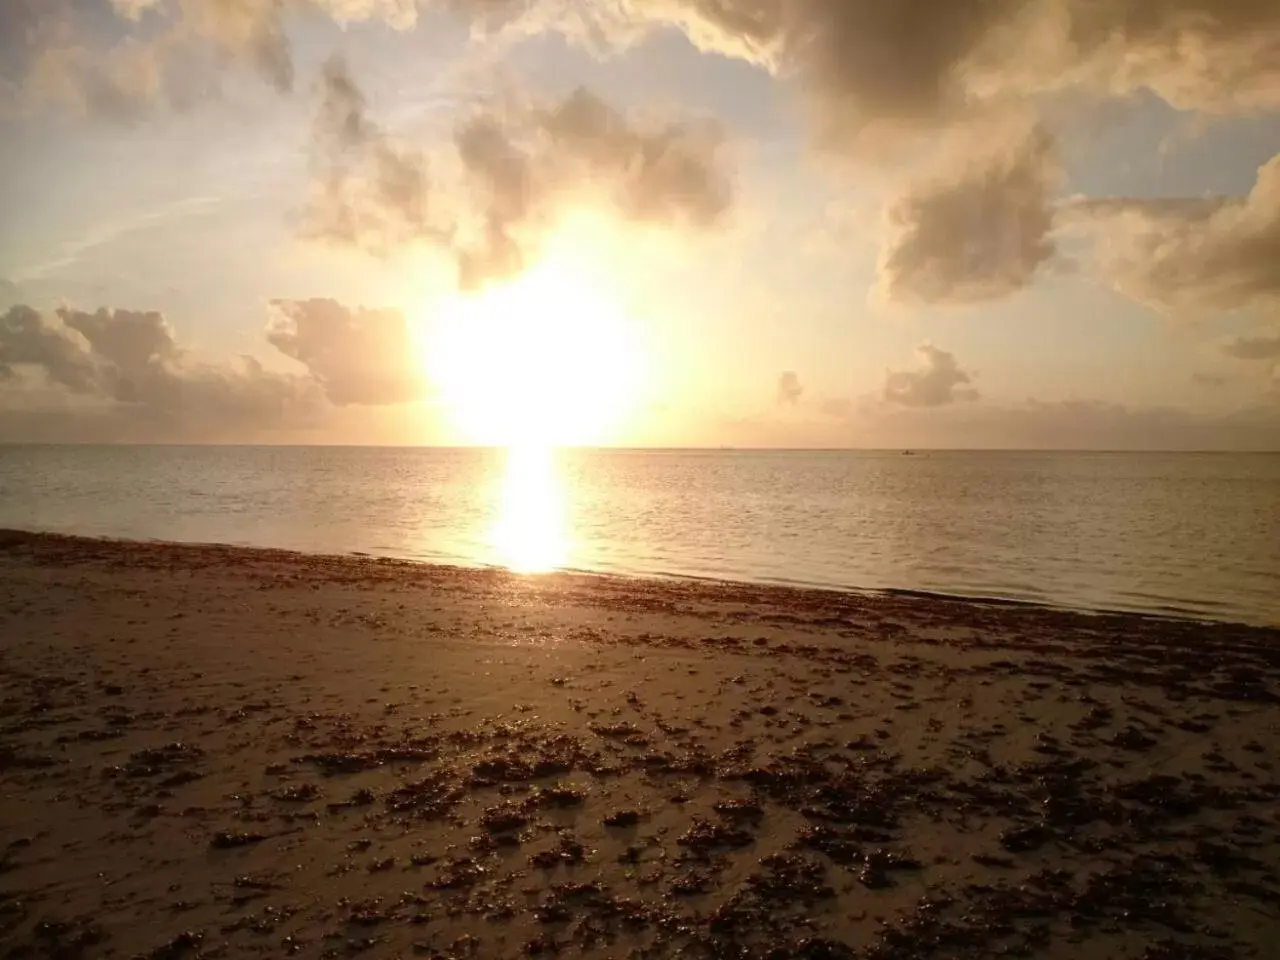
[1,530,1278,959]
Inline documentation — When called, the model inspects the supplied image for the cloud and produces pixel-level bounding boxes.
[776,370,802,405]
[878,121,1061,304]
[6,0,640,121]
[303,56,448,256]
[109,0,158,18]
[1057,0,1280,115]
[163,0,295,94]
[721,391,1280,450]
[8,0,292,118]
[536,87,731,229]
[266,298,426,405]
[453,86,732,288]
[104,1,292,83]
[614,0,1023,153]
[620,1,1280,149]
[25,36,166,122]
[0,305,101,393]
[307,61,733,288]
[1222,328,1280,381]
[12,0,1280,128]
[7,0,430,119]
[1074,153,1280,316]
[452,111,537,288]
[0,304,320,437]
[883,344,979,408]
[59,307,180,400]
[1224,330,1280,362]
[859,396,1280,451]
[1,297,433,441]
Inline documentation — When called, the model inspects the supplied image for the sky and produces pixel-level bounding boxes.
[1,0,1279,449]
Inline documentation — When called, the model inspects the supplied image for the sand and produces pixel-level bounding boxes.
[1,530,1278,960]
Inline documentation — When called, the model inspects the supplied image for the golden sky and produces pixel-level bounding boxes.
[1,1,1279,448]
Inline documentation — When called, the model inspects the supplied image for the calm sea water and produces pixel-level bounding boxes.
[0,445,1277,626]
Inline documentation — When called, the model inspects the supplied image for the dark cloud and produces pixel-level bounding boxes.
[631,0,1280,148]
[878,122,1060,304]
[1074,153,1280,316]
[0,305,100,393]
[1224,330,1280,362]
[266,298,426,406]
[0,304,319,437]
[777,370,802,405]
[53,307,184,402]
[630,0,1019,151]
[60,307,177,371]
[883,345,979,408]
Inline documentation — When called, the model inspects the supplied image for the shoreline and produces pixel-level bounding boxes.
[2,529,1279,958]
[1,527,1271,632]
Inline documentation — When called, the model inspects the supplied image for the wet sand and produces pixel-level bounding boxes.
[1,529,1278,959]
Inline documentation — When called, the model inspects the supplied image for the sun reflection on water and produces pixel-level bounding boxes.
[492,444,568,574]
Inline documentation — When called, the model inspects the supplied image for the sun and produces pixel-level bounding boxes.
[424,224,647,447]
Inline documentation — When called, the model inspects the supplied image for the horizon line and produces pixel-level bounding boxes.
[1,441,1277,455]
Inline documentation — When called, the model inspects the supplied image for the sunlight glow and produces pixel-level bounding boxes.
[491,444,568,574]
[425,217,647,447]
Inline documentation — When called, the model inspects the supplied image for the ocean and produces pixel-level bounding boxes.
[1,445,1277,626]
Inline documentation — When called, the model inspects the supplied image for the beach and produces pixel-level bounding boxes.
[1,530,1278,959]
